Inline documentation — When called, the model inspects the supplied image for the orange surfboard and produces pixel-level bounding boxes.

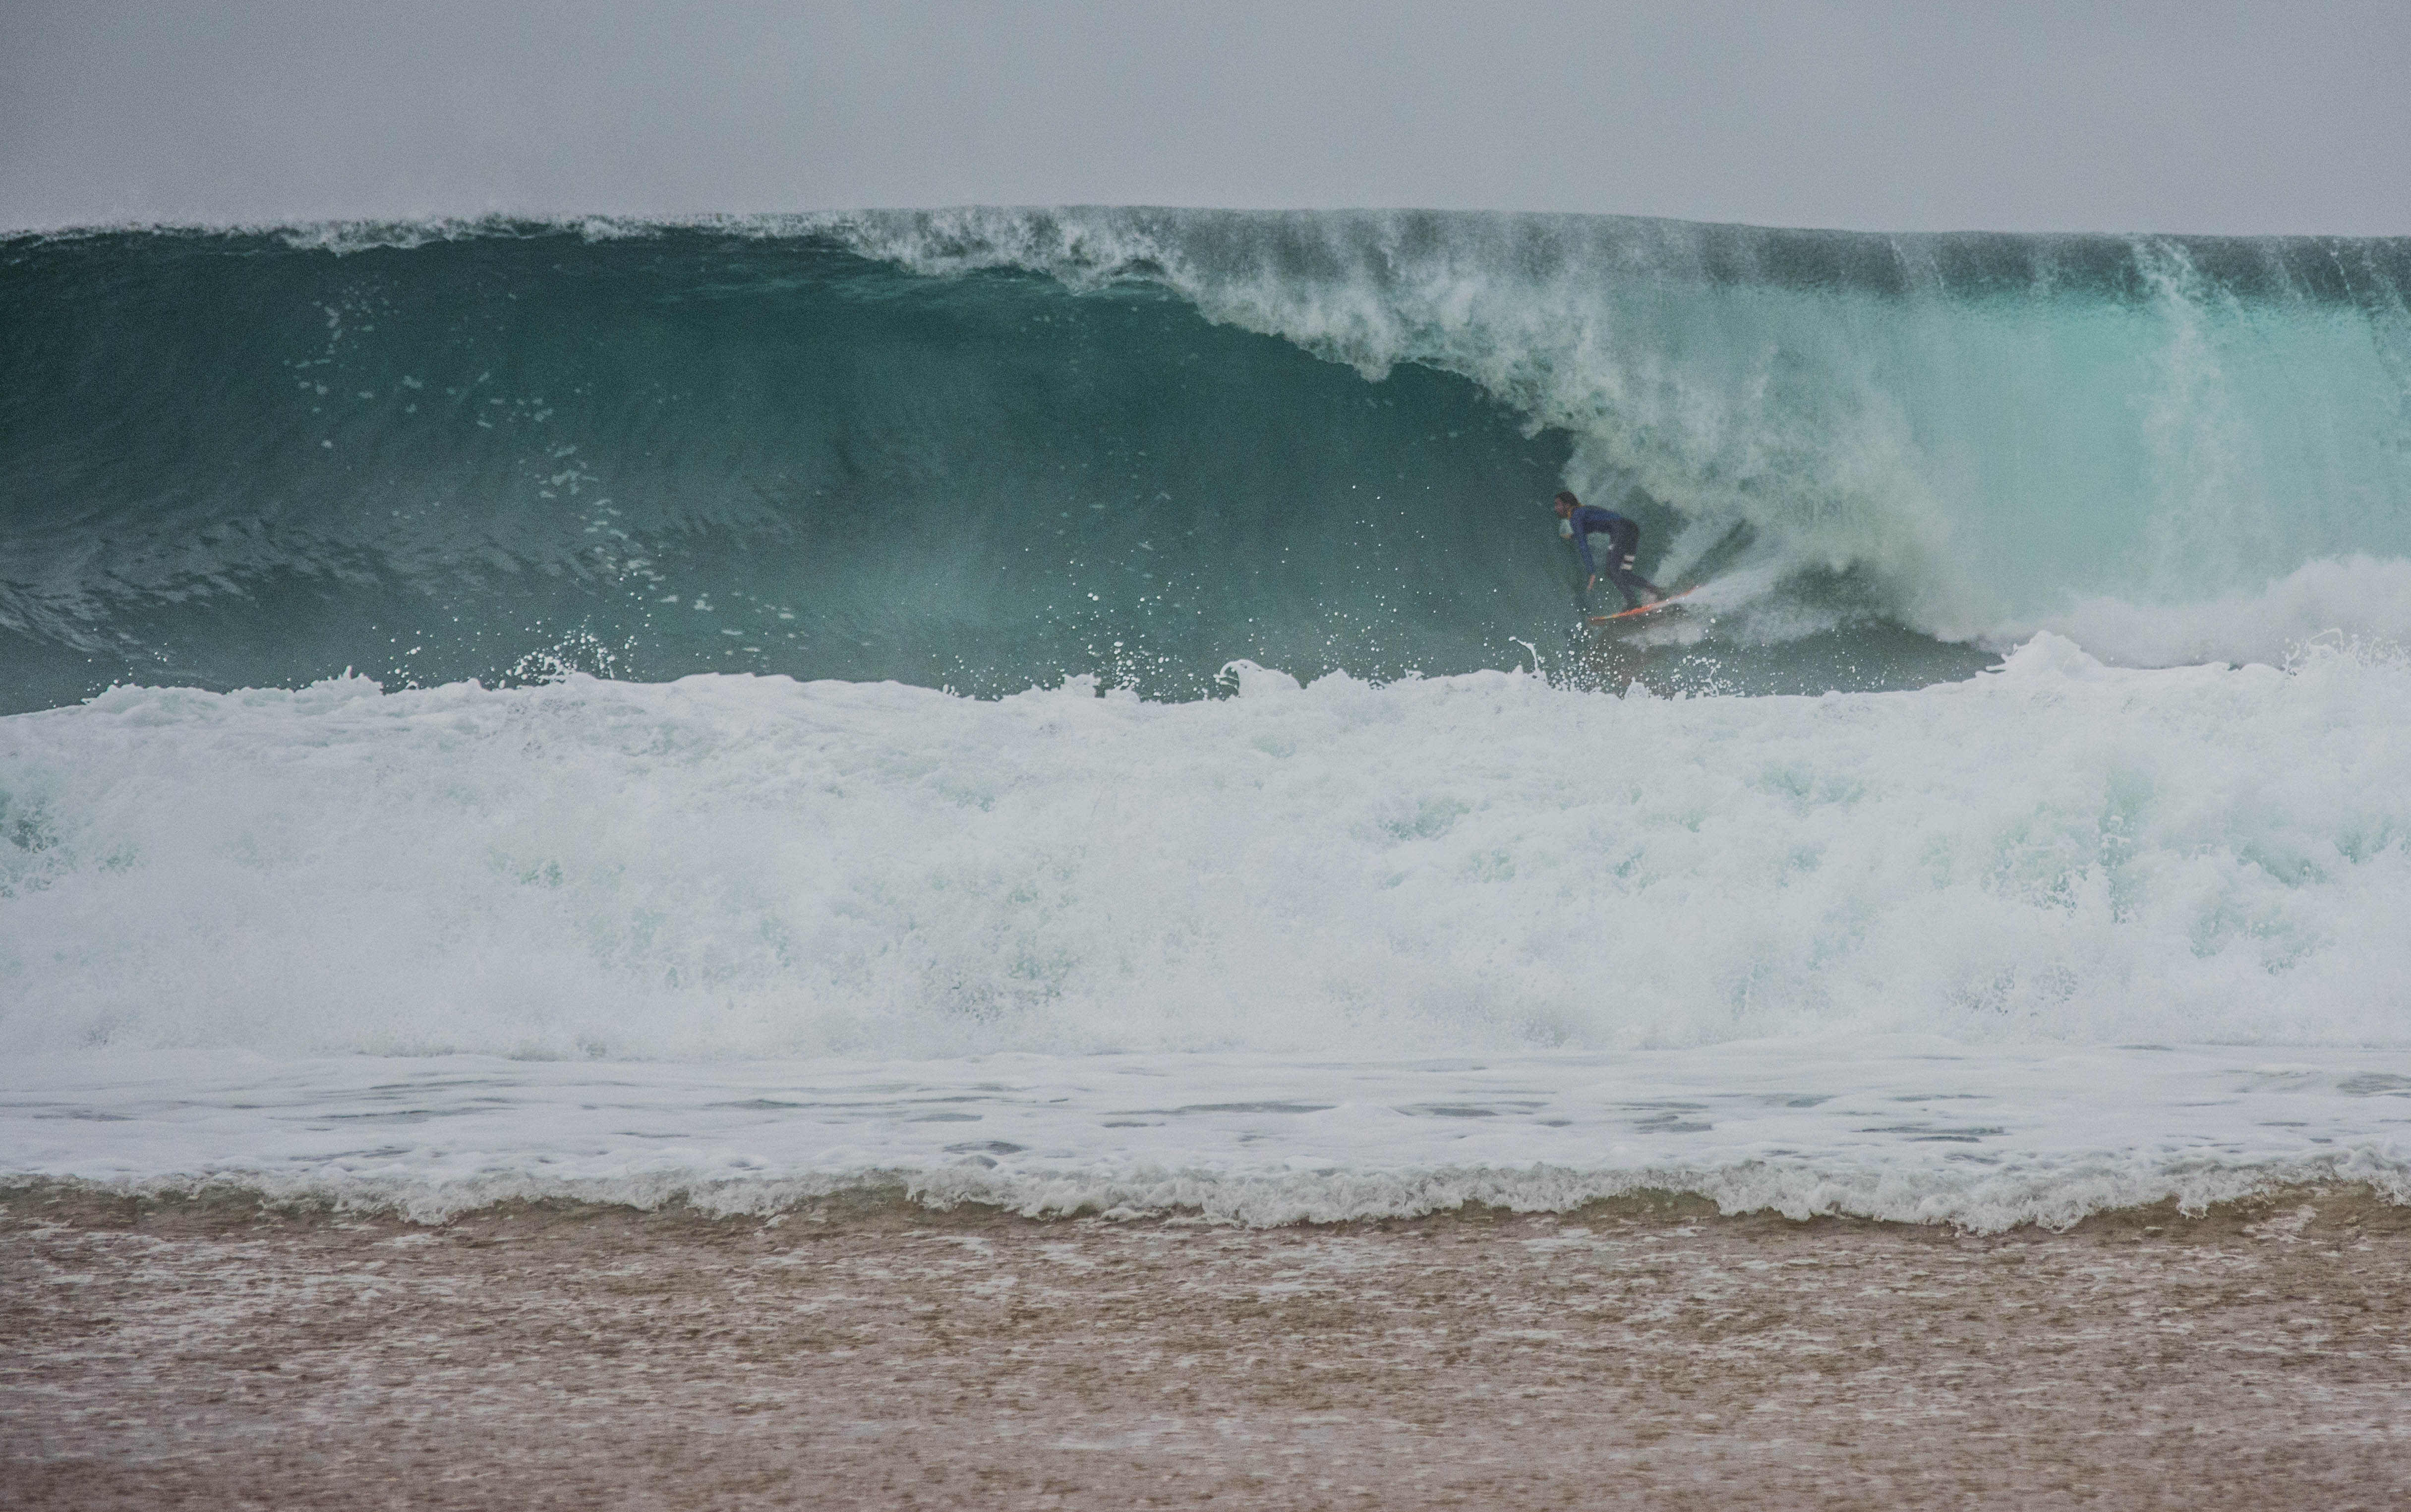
[1587,586,1699,625]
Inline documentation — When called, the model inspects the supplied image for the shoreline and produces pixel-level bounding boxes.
[6,1180,2408,1509]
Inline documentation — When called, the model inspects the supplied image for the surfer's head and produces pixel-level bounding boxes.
[1552,491,1578,518]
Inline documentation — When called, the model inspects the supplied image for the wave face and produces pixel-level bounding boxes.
[6,211,2411,714]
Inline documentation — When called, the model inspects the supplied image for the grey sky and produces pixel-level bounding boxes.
[4,0,2405,235]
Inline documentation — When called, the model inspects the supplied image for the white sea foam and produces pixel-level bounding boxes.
[8,638,2409,1222]
[4,637,2408,1064]
[6,1042,2408,1232]
[2031,555,2411,669]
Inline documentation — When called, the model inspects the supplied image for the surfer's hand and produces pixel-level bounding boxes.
[1586,573,1597,591]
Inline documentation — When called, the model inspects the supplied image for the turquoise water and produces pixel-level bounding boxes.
[5,212,2408,713]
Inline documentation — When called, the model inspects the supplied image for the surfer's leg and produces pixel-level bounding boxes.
[1608,564,1647,609]
[1607,523,1657,606]
[1610,557,1657,607]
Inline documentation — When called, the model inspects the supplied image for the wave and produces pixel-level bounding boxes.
[5,210,2410,714]
[821,207,2411,648]
[12,210,2411,1229]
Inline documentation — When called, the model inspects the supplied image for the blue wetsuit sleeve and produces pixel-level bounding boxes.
[1575,525,1596,575]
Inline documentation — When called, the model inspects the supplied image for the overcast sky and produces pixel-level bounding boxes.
[4,0,2405,235]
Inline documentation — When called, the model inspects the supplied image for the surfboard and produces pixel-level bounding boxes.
[1587,586,1699,625]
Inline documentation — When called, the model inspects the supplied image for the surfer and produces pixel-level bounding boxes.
[1554,491,1663,610]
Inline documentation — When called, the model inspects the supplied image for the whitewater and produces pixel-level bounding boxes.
[4,208,2410,1228]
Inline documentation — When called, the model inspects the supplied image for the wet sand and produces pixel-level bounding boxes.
[4,1181,2408,1510]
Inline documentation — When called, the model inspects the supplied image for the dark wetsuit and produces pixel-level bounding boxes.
[1567,505,1663,610]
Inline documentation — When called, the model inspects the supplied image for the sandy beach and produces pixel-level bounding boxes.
[5,1181,2406,1510]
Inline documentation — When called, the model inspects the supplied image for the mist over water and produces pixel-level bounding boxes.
[6,208,2410,1222]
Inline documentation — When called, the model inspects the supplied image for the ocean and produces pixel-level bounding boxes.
[5,207,2411,1230]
